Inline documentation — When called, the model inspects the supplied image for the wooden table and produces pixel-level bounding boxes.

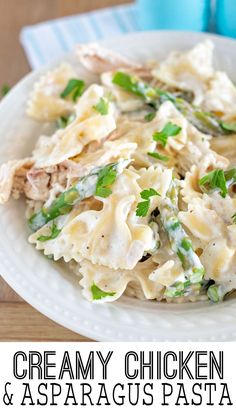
[0,0,131,341]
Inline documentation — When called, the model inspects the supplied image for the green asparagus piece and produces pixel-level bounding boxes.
[37,222,61,242]
[220,121,236,132]
[207,284,229,302]
[175,99,226,136]
[28,160,129,232]
[159,181,204,297]
[112,71,234,136]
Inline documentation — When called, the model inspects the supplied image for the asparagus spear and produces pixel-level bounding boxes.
[175,99,226,136]
[158,181,204,298]
[207,283,230,302]
[28,160,129,232]
[112,71,232,136]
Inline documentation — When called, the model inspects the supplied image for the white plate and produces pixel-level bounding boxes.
[1,31,236,342]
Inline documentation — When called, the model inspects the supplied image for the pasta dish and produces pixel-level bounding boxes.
[1,40,236,304]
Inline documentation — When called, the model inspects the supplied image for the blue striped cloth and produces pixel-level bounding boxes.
[20,4,139,70]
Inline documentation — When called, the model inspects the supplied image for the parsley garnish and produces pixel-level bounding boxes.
[220,121,236,133]
[60,79,85,102]
[199,169,227,198]
[37,222,61,242]
[56,114,75,129]
[140,188,159,200]
[153,122,182,147]
[93,97,109,115]
[95,164,117,198]
[147,151,169,162]
[145,112,156,122]
[1,84,10,97]
[91,283,116,300]
[112,71,174,104]
[112,71,146,98]
[136,188,160,217]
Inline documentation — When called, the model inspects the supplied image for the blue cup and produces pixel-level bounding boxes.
[216,0,236,38]
[136,0,211,32]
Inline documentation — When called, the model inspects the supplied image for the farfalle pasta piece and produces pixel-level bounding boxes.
[29,213,76,261]
[59,170,155,269]
[137,165,173,205]
[33,115,115,168]
[141,101,227,175]
[74,83,115,120]
[28,200,100,261]
[181,166,203,204]
[118,121,156,155]
[182,167,236,222]
[149,258,185,287]
[179,197,226,243]
[32,84,116,168]
[203,192,236,225]
[115,101,189,158]
[73,139,137,174]
[79,259,129,303]
[154,101,188,151]
[152,40,214,105]
[177,132,228,175]
[101,71,144,112]
[27,63,77,121]
[211,135,236,166]
[203,71,236,115]
[200,238,235,281]
[79,257,165,303]
[29,169,155,269]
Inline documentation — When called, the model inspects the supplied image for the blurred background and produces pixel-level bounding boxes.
[0,0,132,86]
[1,0,236,89]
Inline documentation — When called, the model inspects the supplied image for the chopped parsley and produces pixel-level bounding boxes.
[153,122,182,147]
[136,188,160,217]
[147,151,169,162]
[112,71,174,104]
[144,112,156,122]
[199,169,227,198]
[95,164,117,198]
[60,79,85,102]
[56,114,76,129]
[1,84,10,97]
[91,283,116,300]
[93,97,109,115]
[37,222,61,242]
[112,71,147,98]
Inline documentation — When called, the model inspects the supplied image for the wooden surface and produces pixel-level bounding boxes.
[0,0,130,341]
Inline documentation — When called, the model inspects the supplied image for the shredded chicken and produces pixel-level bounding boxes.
[76,43,141,74]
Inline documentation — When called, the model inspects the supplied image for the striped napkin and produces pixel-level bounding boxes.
[20,3,139,70]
